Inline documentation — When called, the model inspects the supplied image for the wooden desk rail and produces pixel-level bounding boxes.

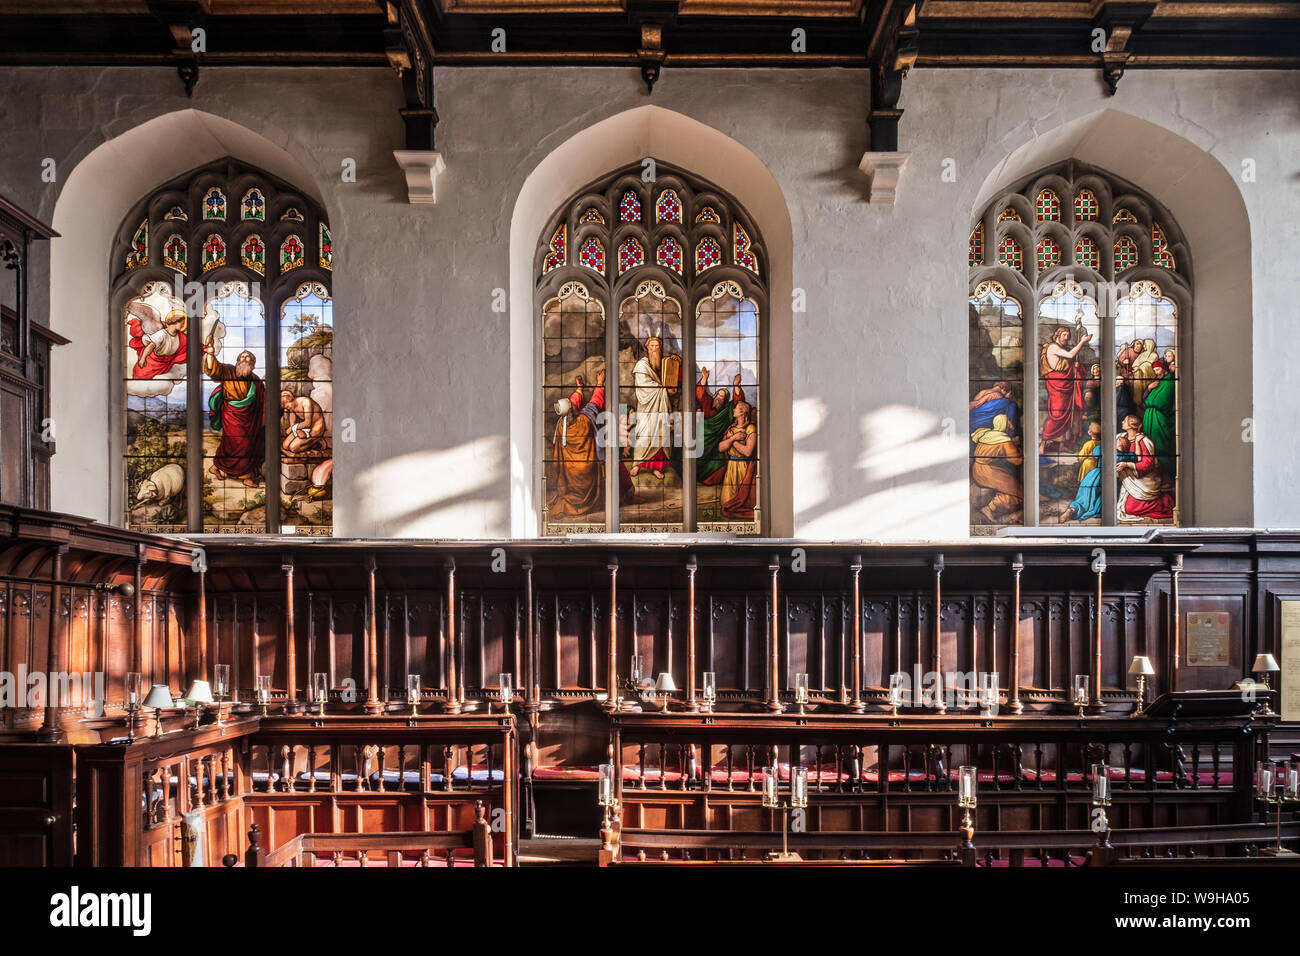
[242,816,494,867]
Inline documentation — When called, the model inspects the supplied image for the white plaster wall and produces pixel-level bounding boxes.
[0,64,1292,538]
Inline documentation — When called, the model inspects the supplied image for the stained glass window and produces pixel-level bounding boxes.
[240,235,265,275]
[656,189,682,223]
[618,237,644,274]
[1074,236,1099,269]
[279,282,334,533]
[201,233,226,273]
[619,189,642,223]
[241,188,265,221]
[319,223,333,270]
[696,236,722,273]
[1114,235,1139,273]
[1152,222,1175,269]
[114,159,333,534]
[733,223,758,274]
[1035,189,1061,222]
[542,223,566,273]
[125,219,147,271]
[1074,189,1098,221]
[968,162,1188,532]
[1035,236,1061,271]
[655,236,683,274]
[163,234,186,274]
[968,280,1023,528]
[579,236,605,274]
[997,236,1022,271]
[997,207,1021,223]
[537,161,766,535]
[202,187,227,221]
[969,222,984,268]
[580,207,605,224]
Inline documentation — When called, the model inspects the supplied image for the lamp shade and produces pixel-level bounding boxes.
[185,680,215,704]
[655,672,678,693]
[1127,655,1155,677]
[1252,653,1280,673]
[143,684,174,709]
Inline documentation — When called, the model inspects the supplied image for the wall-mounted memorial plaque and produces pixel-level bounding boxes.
[1186,611,1230,667]
[1281,601,1300,723]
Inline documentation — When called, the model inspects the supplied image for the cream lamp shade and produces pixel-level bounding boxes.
[185,680,215,704]
[655,672,678,694]
[1127,655,1155,677]
[1252,653,1280,674]
[142,685,174,709]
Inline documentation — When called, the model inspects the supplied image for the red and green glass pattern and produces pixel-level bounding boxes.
[1073,189,1098,222]
[696,237,722,273]
[1035,189,1060,222]
[319,223,333,270]
[125,219,148,271]
[201,233,226,273]
[240,235,265,275]
[202,187,227,221]
[997,235,1022,271]
[618,189,642,223]
[655,189,682,224]
[1035,235,1061,271]
[733,223,758,274]
[241,188,265,221]
[1074,236,1099,269]
[1152,222,1175,269]
[655,236,683,274]
[1114,235,1139,272]
[618,236,644,274]
[579,207,605,224]
[997,207,1021,223]
[280,234,305,272]
[163,234,186,273]
[695,206,720,224]
[579,236,605,274]
[542,223,566,273]
[969,222,984,268]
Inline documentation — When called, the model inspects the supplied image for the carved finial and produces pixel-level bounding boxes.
[248,822,263,849]
[475,800,487,824]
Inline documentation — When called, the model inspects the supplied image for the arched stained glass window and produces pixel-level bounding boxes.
[542,223,566,273]
[968,161,1189,532]
[997,207,1021,223]
[656,236,683,274]
[617,237,644,274]
[536,161,766,535]
[579,236,605,274]
[125,220,148,271]
[112,157,334,534]
[997,236,1022,271]
[1035,189,1060,222]
[969,222,984,268]
[580,207,605,224]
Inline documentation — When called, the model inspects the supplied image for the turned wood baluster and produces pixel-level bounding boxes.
[1009,554,1024,714]
[1034,743,1044,790]
[686,555,698,711]
[1212,741,1222,788]
[307,744,317,793]
[605,557,618,713]
[443,745,454,792]
[365,555,382,715]
[850,556,864,712]
[932,555,946,714]
[768,555,782,712]
[283,557,297,712]
[377,745,387,792]
[444,559,460,714]
[637,742,647,789]
[1191,742,1200,790]
[397,744,407,791]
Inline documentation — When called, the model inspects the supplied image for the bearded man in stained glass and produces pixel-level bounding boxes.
[203,335,265,487]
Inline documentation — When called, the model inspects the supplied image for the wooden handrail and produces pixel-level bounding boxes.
[242,807,494,867]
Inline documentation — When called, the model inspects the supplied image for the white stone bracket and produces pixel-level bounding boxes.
[858,151,910,205]
[393,149,447,205]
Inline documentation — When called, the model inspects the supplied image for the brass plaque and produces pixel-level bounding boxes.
[1185,611,1230,667]
[1281,601,1300,723]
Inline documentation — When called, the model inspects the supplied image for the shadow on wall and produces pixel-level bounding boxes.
[793,397,968,538]
[354,437,509,537]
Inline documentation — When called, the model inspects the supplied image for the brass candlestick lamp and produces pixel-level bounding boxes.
[1072,674,1090,718]
[794,673,810,716]
[655,672,677,714]
[407,673,421,718]
[762,763,808,861]
[124,671,143,743]
[957,765,977,851]
[1128,656,1155,717]
[1257,760,1299,856]
[496,673,514,714]
[1252,654,1281,717]
[1091,762,1113,848]
[256,675,271,716]
[597,761,620,854]
[143,683,172,738]
[701,671,716,714]
[979,671,999,718]
[212,664,230,726]
[185,679,214,730]
[887,672,905,717]
[312,672,328,717]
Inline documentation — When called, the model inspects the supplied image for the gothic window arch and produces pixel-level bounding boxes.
[968,160,1190,532]
[112,158,334,534]
[537,161,767,535]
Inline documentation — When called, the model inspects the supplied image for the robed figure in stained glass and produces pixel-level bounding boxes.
[1116,414,1174,521]
[695,366,744,485]
[1039,324,1093,453]
[717,401,757,519]
[548,370,606,518]
[628,336,680,478]
[203,334,265,487]
[127,300,187,380]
